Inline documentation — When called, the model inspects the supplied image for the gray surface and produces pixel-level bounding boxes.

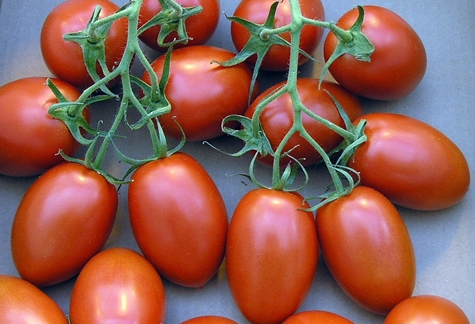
[1,0,474,322]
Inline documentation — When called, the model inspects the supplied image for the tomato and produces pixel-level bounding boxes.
[282,310,353,324]
[11,162,118,286]
[315,186,416,315]
[348,113,470,210]
[324,5,427,100]
[226,188,318,324]
[181,315,238,324]
[245,78,362,167]
[142,45,259,141]
[0,275,68,324]
[0,77,89,177]
[41,0,128,89]
[231,0,325,71]
[128,152,228,288]
[138,0,220,51]
[384,295,470,324]
[69,247,166,323]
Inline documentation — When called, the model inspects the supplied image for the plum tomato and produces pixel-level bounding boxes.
[282,310,354,324]
[11,162,118,286]
[348,113,470,210]
[324,5,427,100]
[315,186,416,315]
[226,188,318,324]
[128,152,228,288]
[180,315,238,324]
[69,247,166,323]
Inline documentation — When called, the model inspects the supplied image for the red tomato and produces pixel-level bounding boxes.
[245,78,362,167]
[348,113,470,210]
[181,315,238,324]
[41,0,128,89]
[324,5,427,100]
[128,152,228,288]
[384,295,470,324]
[282,310,353,324]
[231,0,325,71]
[11,162,118,286]
[138,0,220,51]
[69,247,166,323]
[226,188,318,324]
[0,275,68,324]
[315,186,416,315]
[142,45,259,141]
[0,77,89,177]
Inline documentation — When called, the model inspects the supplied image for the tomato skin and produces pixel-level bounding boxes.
[246,78,363,167]
[11,162,118,286]
[138,0,220,51]
[384,295,470,324]
[324,6,427,100]
[41,0,128,89]
[69,247,166,323]
[0,77,89,177]
[180,315,238,324]
[128,152,228,288]
[0,275,68,324]
[231,0,325,71]
[348,113,470,210]
[282,310,354,324]
[316,186,416,315]
[226,189,318,324]
[142,45,259,141]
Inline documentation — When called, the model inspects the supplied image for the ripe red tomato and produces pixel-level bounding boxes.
[315,186,416,315]
[231,0,325,71]
[128,153,228,288]
[226,188,318,324]
[138,0,220,51]
[69,247,166,323]
[142,45,259,141]
[324,5,427,100]
[245,78,362,167]
[0,275,68,324]
[11,162,118,286]
[384,295,470,324]
[41,0,128,89]
[181,315,238,324]
[282,310,353,324]
[348,113,470,210]
[0,77,89,177]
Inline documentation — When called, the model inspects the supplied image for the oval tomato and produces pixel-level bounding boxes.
[231,0,325,71]
[142,45,259,141]
[41,0,128,89]
[138,0,220,51]
[181,315,238,324]
[348,113,470,210]
[282,310,353,324]
[246,78,362,167]
[324,5,427,100]
[0,77,89,177]
[315,186,416,315]
[226,188,318,324]
[384,295,470,324]
[11,162,118,286]
[0,275,68,324]
[69,247,166,323]
[128,152,228,288]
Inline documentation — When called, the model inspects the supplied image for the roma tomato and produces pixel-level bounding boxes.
[128,152,228,288]
[138,0,220,51]
[41,0,128,89]
[69,247,166,323]
[282,310,353,324]
[316,186,416,315]
[0,275,68,324]
[245,78,362,167]
[324,5,427,100]
[0,77,89,177]
[384,295,470,324]
[142,45,259,141]
[231,0,325,71]
[226,188,318,324]
[181,315,238,324]
[348,113,470,210]
[11,162,118,286]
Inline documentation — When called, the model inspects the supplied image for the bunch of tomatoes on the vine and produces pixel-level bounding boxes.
[0,0,471,323]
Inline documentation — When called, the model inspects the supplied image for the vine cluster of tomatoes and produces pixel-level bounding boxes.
[0,0,472,323]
